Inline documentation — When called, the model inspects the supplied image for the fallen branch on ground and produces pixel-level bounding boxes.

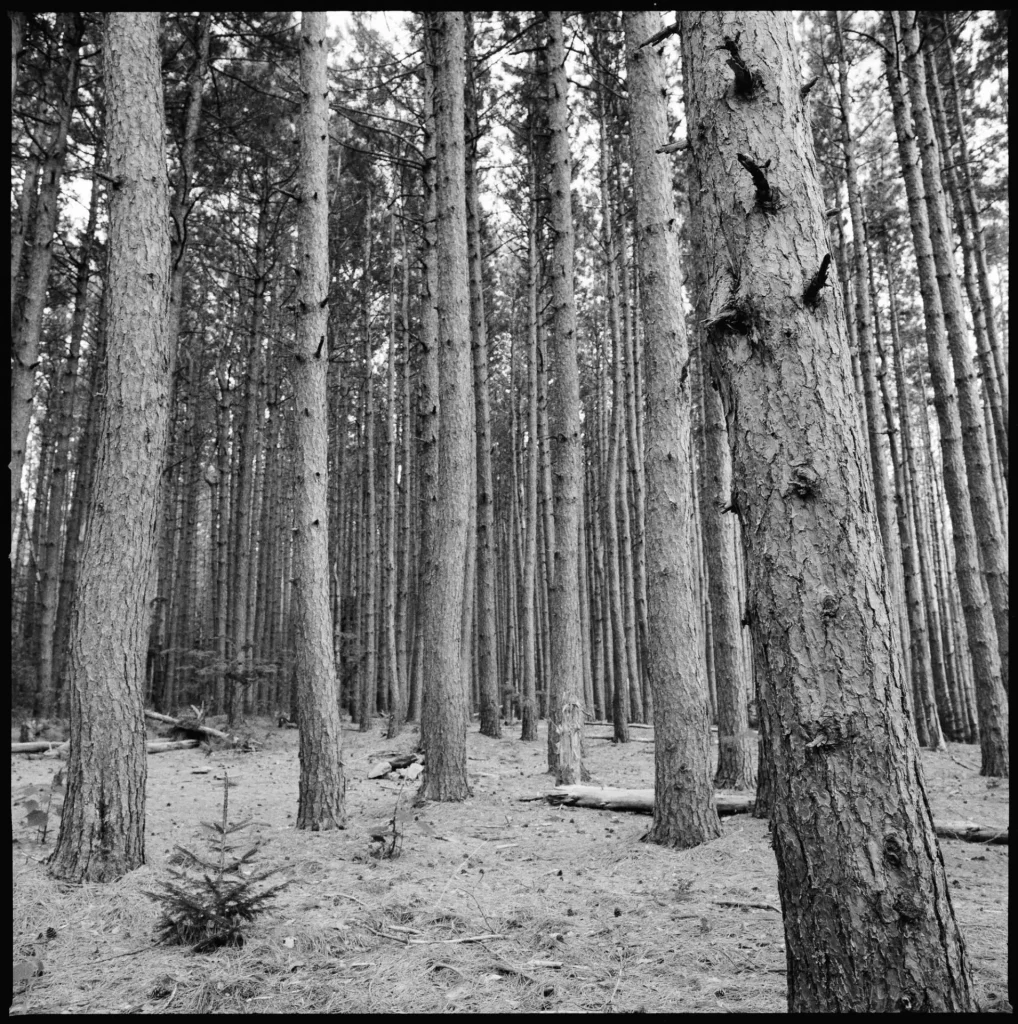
[144,709,236,744]
[27,738,200,758]
[522,785,1008,844]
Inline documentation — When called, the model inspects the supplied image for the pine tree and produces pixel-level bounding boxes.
[679,11,975,1010]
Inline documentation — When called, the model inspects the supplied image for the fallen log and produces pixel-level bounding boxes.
[11,741,65,754]
[584,722,654,730]
[30,738,200,758]
[146,739,200,753]
[523,785,1008,844]
[522,785,752,816]
[144,709,236,744]
[933,821,1008,845]
[585,736,655,743]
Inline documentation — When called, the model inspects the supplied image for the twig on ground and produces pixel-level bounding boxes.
[712,899,780,913]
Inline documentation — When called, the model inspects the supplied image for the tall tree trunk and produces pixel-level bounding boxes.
[543,11,586,785]
[519,154,540,742]
[384,210,404,738]
[680,11,976,1010]
[359,188,378,730]
[11,13,82,551]
[870,237,943,749]
[885,12,1007,776]
[228,197,268,719]
[37,142,102,714]
[698,342,755,789]
[50,11,170,882]
[923,25,1006,482]
[413,27,440,732]
[595,72,630,745]
[899,12,1008,691]
[831,13,909,670]
[418,11,471,802]
[10,10,25,109]
[292,11,345,830]
[626,11,722,846]
[464,13,500,739]
[937,17,1007,441]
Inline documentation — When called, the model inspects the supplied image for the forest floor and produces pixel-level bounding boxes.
[11,715,1010,1014]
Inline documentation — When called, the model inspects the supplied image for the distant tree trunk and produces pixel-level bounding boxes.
[292,11,345,830]
[10,10,25,108]
[53,288,106,714]
[519,154,540,742]
[621,213,649,724]
[10,146,40,322]
[384,210,404,739]
[229,195,268,720]
[870,243,943,749]
[11,12,82,552]
[626,11,722,846]
[37,143,101,715]
[418,11,471,802]
[360,188,378,731]
[50,11,170,883]
[698,349,755,789]
[211,363,232,712]
[395,214,413,722]
[831,13,909,673]
[900,15,1008,683]
[923,27,1006,483]
[615,234,644,724]
[595,71,630,745]
[413,27,440,732]
[885,11,1007,777]
[464,13,500,740]
[936,17,1007,450]
[680,10,976,1011]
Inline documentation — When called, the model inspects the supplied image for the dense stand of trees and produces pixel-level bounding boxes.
[9,10,1006,1010]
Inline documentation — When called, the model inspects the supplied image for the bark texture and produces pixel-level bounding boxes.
[544,11,585,785]
[418,12,471,802]
[625,10,721,846]
[293,11,345,830]
[680,11,975,1011]
[50,12,170,882]
[884,11,1007,777]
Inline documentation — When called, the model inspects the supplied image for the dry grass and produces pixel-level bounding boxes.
[10,718,1009,1013]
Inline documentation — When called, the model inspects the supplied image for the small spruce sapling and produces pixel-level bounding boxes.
[17,769,66,843]
[143,770,289,952]
[369,780,435,859]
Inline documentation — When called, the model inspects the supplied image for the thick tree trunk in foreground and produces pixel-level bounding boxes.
[625,11,721,847]
[292,11,345,830]
[418,12,471,802]
[680,11,975,1012]
[49,12,170,883]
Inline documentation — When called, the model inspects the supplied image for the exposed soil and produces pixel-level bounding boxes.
[10,718,1009,1013]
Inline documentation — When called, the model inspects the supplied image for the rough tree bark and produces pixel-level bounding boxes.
[884,11,1007,777]
[680,11,976,1011]
[418,11,471,802]
[49,12,170,883]
[625,10,722,846]
[292,10,345,830]
[543,11,586,785]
